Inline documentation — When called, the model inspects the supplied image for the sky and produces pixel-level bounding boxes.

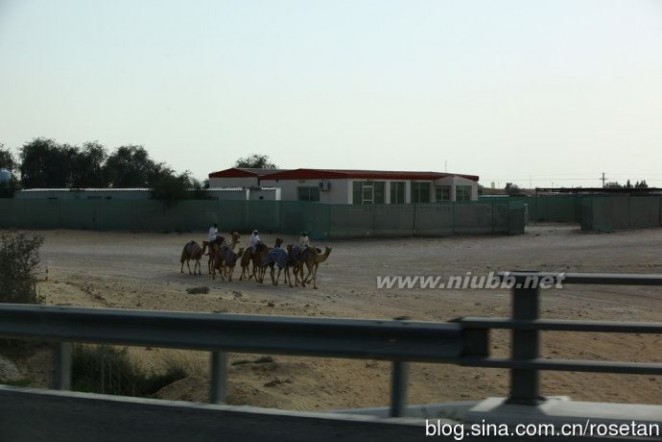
[1,0,661,188]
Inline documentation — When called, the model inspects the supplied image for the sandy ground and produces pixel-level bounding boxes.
[6,224,662,410]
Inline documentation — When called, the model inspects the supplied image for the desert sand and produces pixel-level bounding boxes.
[10,223,662,410]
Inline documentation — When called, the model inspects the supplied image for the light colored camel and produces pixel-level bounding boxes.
[298,246,332,289]
[180,240,207,275]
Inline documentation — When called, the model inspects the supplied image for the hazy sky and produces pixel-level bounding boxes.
[1,0,661,188]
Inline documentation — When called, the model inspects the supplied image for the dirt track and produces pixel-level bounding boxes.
[12,224,662,409]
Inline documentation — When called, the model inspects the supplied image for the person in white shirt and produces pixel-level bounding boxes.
[298,232,310,249]
[208,223,219,242]
[249,229,261,252]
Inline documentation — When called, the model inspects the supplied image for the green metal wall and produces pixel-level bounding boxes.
[483,195,583,223]
[0,199,525,239]
[580,196,662,232]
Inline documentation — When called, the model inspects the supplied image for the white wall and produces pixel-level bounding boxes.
[249,188,281,201]
[260,179,351,204]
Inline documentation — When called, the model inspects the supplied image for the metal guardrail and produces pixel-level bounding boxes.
[0,272,661,416]
[458,272,662,405]
[0,305,462,415]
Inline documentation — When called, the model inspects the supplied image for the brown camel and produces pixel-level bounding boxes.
[256,238,284,284]
[298,246,332,289]
[204,231,240,274]
[258,240,291,286]
[180,240,207,275]
[286,244,307,287]
[211,246,245,281]
[239,238,278,281]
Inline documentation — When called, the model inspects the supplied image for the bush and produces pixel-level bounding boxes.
[72,345,187,397]
[0,232,44,304]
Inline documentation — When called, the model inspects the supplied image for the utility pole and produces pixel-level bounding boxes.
[601,172,607,188]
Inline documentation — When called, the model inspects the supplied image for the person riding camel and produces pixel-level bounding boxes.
[249,229,262,252]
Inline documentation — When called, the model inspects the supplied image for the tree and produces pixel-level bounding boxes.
[0,232,44,304]
[234,154,277,169]
[104,145,172,188]
[151,172,192,207]
[71,142,108,188]
[0,144,18,195]
[19,138,61,188]
[635,180,649,189]
[0,144,16,171]
[504,182,522,195]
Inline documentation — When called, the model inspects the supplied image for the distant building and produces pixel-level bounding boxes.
[14,187,281,201]
[209,168,480,204]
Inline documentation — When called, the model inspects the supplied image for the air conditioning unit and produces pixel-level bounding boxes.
[319,181,331,192]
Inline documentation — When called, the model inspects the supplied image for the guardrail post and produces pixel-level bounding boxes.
[389,360,408,417]
[210,350,228,404]
[507,273,542,405]
[53,341,72,390]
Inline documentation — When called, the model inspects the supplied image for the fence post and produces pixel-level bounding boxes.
[507,273,543,405]
[210,350,228,404]
[389,360,408,417]
[53,341,72,390]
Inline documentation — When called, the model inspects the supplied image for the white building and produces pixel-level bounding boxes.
[208,168,479,204]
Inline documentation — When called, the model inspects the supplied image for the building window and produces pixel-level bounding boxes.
[298,186,320,202]
[390,181,405,204]
[435,185,451,202]
[456,185,472,201]
[411,182,431,203]
[353,181,385,204]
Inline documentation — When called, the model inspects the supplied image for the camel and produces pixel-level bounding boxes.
[286,244,309,287]
[180,240,207,275]
[239,238,276,281]
[204,231,240,274]
[255,238,285,284]
[297,246,332,289]
[259,241,292,287]
[211,246,245,281]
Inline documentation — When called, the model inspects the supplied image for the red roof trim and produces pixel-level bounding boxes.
[209,167,479,182]
[260,168,479,182]
[208,168,259,179]
[209,168,291,178]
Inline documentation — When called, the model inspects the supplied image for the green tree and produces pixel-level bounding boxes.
[504,182,522,195]
[234,154,277,169]
[19,138,61,188]
[104,145,172,188]
[0,232,44,304]
[151,172,192,207]
[71,142,108,188]
[0,144,16,171]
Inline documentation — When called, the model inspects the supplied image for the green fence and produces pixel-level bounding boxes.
[0,199,525,239]
[479,195,662,231]
[481,195,583,223]
[580,195,662,232]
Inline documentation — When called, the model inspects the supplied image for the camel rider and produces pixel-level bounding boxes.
[208,223,219,242]
[298,232,310,249]
[249,229,261,252]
